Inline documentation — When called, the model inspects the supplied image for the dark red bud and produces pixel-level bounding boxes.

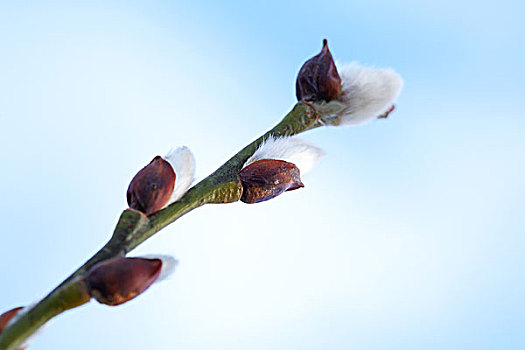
[296,39,341,102]
[85,257,163,306]
[127,156,176,215]
[239,159,304,204]
[377,105,395,119]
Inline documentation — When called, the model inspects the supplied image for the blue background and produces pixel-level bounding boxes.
[0,1,524,349]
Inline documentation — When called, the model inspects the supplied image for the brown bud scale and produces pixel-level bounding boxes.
[86,257,162,306]
[296,39,341,102]
[239,159,304,204]
[127,156,176,215]
[377,105,395,119]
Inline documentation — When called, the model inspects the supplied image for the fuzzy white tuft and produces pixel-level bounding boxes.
[336,62,403,125]
[244,136,324,175]
[164,146,196,204]
[139,254,178,282]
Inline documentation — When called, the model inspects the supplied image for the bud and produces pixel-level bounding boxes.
[0,307,27,350]
[0,307,23,334]
[240,137,324,204]
[127,147,196,215]
[136,254,179,283]
[86,257,163,306]
[239,159,304,203]
[296,39,341,102]
[127,156,176,215]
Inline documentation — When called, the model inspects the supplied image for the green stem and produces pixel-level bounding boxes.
[0,102,322,350]
[0,278,90,350]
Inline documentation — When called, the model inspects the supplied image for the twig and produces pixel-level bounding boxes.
[0,101,325,350]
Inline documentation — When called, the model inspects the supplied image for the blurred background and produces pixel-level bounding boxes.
[0,1,524,349]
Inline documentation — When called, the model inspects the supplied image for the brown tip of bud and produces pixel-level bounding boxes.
[127,156,176,215]
[296,39,341,102]
[377,105,395,119]
[86,257,162,306]
[0,307,23,334]
[239,159,304,204]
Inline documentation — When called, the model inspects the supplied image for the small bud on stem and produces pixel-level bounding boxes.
[296,39,341,102]
[127,156,176,215]
[0,307,27,350]
[0,307,23,334]
[239,159,304,204]
[85,257,163,306]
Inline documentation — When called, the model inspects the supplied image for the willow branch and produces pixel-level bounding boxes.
[0,101,327,350]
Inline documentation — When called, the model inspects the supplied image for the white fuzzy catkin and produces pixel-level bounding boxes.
[164,146,196,204]
[138,254,178,282]
[336,62,403,125]
[244,136,324,175]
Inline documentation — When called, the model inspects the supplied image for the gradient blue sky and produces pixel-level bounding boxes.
[1,1,524,349]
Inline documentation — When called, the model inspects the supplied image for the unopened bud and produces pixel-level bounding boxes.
[86,257,162,306]
[0,307,23,334]
[239,159,304,204]
[127,156,176,215]
[0,307,26,350]
[296,39,341,102]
